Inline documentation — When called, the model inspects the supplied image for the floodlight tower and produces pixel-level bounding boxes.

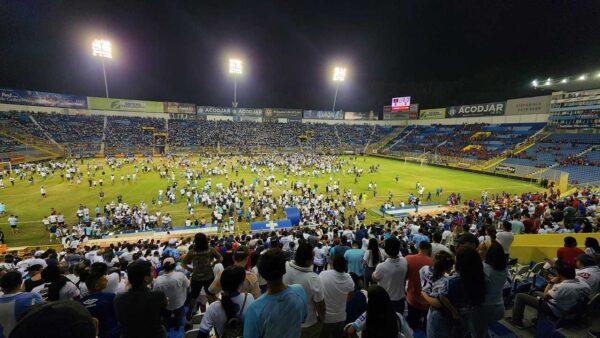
[229,59,243,108]
[91,39,112,98]
[332,66,346,113]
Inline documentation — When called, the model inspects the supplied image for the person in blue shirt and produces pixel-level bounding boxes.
[79,266,119,338]
[0,270,43,338]
[243,248,308,338]
[344,241,365,278]
[411,228,430,247]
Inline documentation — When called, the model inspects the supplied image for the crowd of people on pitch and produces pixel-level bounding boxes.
[0,198,598,338]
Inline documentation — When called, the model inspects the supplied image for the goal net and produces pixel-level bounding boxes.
[404,157,426,167]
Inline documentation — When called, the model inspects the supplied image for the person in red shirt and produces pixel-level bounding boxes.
[405,240,433,330]
[557,236,584,268]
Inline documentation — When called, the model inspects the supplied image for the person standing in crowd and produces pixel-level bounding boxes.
[244,248,308,338]
[182,232,223,319]
[372,237,408,315]
[32,264,81,301]
[345,285,413,338]
[510,260,591,328]
[345,272,367,325]
[405,240,433,330]
[313,242,327,274]
[430,232,451,257]
[319,254,355,338]
[152,257,190,332]
[471,241,508,337]
[209,245,261,299]
[114,260,167,338]
[423,246,485,338]
[362,238,382,287]
[282,242,326,337]
[79,266,119,338]
[0,271,43,338]
[584,237,600,256]
[199,265,255,338]
[496,221,514,259]
[344,241,365,280]
[557,236,585,268]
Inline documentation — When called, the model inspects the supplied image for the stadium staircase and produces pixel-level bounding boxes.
[381,125,414,153]
[362,124,378,153]
[475,126,552,171]
[28,115,65,152]
[100,116,107,155]
[0,123,64,158]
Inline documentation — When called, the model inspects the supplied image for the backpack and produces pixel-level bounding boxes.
[220,293,248,338]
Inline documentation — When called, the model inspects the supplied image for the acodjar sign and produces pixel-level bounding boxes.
[446,101,505,118]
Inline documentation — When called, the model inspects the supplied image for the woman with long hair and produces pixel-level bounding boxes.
[182,232,223,319]
[585,237,600,256]
[345,285,413,338]
[422,246,484,338]
[471,241,508,337]
[362,238,382,287]
[198,265,254,338]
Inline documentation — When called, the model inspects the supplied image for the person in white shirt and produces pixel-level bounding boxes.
[431,232,452,257]
[282,243,326,337]
[319,254,354,338]
[496,221,514,258]
[153,257,190,330]
[575,254,600,295]
[372,237,408,314]
[32,265,80,301]
[198,265,254,338]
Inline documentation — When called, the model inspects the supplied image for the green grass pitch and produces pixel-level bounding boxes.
[0,155,541,247]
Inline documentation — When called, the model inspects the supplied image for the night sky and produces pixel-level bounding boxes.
[1,0,599,111]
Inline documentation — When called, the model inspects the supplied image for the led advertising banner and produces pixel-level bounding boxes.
[263,108,303,119]
[344,111,376,120]
[87,97,164,113]
[0,88,87,108]
[446,102,505,118]
[383,104,419,120]
[233,108,263,116]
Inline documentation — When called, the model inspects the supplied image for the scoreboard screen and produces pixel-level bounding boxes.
[391,96,411,111]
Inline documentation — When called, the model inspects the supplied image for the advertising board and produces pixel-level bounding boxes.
[303,110,344,120]
[197,106,233,115]
[88,97,164,113]
[446,102,505,118]
[0,88,87,108]
[164,102,196,114]
[419,108,446,120]
[505,96,550,115]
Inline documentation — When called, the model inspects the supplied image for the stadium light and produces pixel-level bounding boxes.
[596,72,600,78]
[91,39,112,98]
[579,74,587,81]
[561,78,568,83]
[331,66,346,114]
[229,58,243,108]
[531,79,538,87]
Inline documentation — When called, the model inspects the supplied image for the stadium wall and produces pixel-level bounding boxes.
[407,113,550,126]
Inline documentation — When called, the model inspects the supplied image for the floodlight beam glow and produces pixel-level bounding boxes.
[91,39,112,59]
[229,59,243,75]
[333,67,346,82]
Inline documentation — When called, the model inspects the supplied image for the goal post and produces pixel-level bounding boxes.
[0,161,11,175]
[404,157,426,167]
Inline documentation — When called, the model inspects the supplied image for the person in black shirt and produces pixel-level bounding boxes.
[114,260,167,338]
[23,264,45,292]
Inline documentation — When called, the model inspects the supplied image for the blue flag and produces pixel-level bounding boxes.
[251,219,293,232]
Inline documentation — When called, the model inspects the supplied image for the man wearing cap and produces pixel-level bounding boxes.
[153,257,189,331]
[576,254,600,295]
[209,245,260,299]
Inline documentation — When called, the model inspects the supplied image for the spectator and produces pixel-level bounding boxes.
[182,232,223,318]
[32,264,81,301]
[152,257,190,332]
[362,238,382,287]
[345,272,366,325]
[345,285,413,338]
[114,260,167,338]
[584,237,600,256]
[209,245,261,299]
[496,221,514,259]
[471,241,508,337]
[430,232,451,258]
[244,248,308,338]
[372,237,408,315]
[313,242,327,274]
[199,265,254,338]
[557,236,585,268]
[575,254,600,295]
[0,271,43,337]
[405,240,433,330]
[79,265,119,338]
[282,242,326,337]
[344,241,365,279]
[510,260,591,328]
[319,254,354,338]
